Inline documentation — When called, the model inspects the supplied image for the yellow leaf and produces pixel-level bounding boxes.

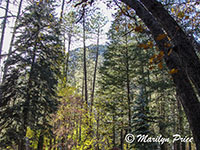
[148,41,153,48]
[159,51,164,57]
[168,48,173,56]
[158,62,163,69]
[149,55,156,64]
[178,11,185,19]
[48,26,50,29]
[49,13,53,18]
[36,2,39,5]
[171,8,175,13]
[115,26,119,32]
[127,6,131,10]
[128,23,132,29]
[135,26,143,32]
[169,68,178,74]
[138,44,145,48]
[138,43,148,49]
[156,34,167,41]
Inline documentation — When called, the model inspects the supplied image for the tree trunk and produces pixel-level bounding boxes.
[3,0,23,82]
[22,30,40,144]
[82,7,88,105]
[124,20,131,134]
[120,121,124,150]
[120,1,200,149]
[96,112,100,150]
[59,0,65,22]
[112,114,116,147]
[139,0,200,99]
[37,132,44,150]
[18,139,24,150]
[0,0,9,64]
[90,28,100,113]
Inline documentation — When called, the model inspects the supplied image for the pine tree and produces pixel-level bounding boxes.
[0,0,64,149]
[131,86,157,150]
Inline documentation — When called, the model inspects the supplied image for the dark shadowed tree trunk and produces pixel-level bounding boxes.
[82,6,88,105]
[91,28,100,113]
[119,0,200,149]
[37,133,44,150]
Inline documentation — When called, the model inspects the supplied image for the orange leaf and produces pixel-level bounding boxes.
[185,16,189,19]
[149,66,154,70]
[138,43,149,49]
[164,43,172,48]
[178,11,185,19]
[135,26,143,32]
[168,48,173,56]
[128,24,132,29]
[169,68,178,74]
[115,26,119,32]
[159,51,164,57]
[158,62,163,69]
[149,55,156,63]
[156,34,167,41]
[148,41,153,48]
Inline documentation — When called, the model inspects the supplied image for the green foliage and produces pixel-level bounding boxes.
[0,0,64,148]
[131,86,157,150]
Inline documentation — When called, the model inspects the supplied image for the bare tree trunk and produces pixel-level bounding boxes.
[96,112,100,150]
[112,114,116,147]
[90,28,100,113]
[120,1,200,149]
[37,132,44,150]
[82,7,88,105]
[0,0,9,65]
[120,121,124,150]
[3,0,23,82]
[60,0,65,22]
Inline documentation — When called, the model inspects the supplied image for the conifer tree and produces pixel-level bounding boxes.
[0,0,64,149]
[131,86,157,150]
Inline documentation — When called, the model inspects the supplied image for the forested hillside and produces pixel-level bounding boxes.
[0,0,200,150]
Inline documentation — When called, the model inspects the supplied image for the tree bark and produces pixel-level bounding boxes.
[96,112,100,150]
[82,7,88,105]
[37,132,44,150]
[60,0,65,22]
[91,28,100,113]
[124,19,131,134]
[139,0,200,99]
[120,0,200,149]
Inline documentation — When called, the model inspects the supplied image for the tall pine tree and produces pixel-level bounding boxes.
[0,0,64,149]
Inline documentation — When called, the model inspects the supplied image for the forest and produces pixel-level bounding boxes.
[0,0,200,150]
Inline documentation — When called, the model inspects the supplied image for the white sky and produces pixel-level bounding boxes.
[0,0,115,78]
[0,1,115,54]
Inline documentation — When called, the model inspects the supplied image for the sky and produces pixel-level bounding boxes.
[0,0,115,78]
[0,0,115,54]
